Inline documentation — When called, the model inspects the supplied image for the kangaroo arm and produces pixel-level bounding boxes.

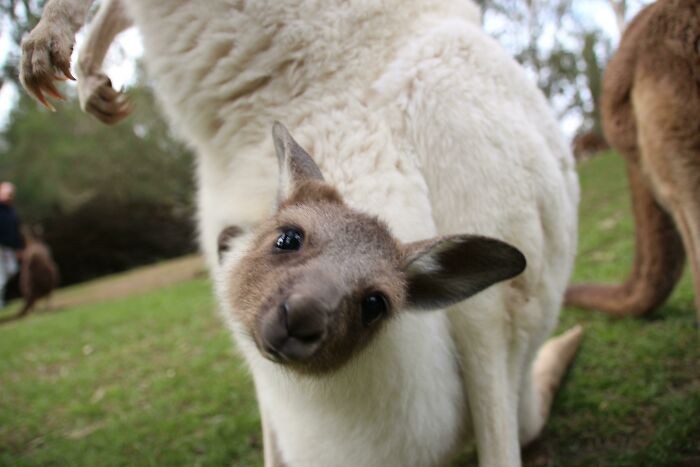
[42,0,94,33]
[19,0,95,109]
[76,0,133,124]
[77,0,132,77]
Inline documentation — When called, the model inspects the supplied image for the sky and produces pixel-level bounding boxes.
[0,0,649,135]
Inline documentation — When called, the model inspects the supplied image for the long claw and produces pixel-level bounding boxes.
[59,62,76,81]
[43,80,65,101]
[33,87,56,112]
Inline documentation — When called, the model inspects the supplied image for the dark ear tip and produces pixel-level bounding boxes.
[460,235,526,279]
[512,246,527,276]
[492,239,527,278]
[218,225,243,263]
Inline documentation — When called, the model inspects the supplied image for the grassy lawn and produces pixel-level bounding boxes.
[1,153,699,466]
[525,154,700,466]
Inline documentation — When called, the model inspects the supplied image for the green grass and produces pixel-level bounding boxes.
[0,280,261,466]
[523,154,700,467]
[1,153,699,466]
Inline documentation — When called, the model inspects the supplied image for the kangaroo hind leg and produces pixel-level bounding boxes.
[518,325,584,446]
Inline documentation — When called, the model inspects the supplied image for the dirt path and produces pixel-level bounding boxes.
[51,255,207,308]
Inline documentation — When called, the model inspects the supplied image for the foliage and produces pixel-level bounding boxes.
[1,85,194,217]
[477,0,613,136]
[0,81,197,285]
[0,153,698,465]
[41,195,196,285]
[0,0,197,285]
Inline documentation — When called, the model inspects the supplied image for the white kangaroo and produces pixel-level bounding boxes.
[216,123,582,467]
[20,1,581,465]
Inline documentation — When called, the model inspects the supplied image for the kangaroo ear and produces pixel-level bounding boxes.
[272,122,324,205]
[402,235,526,310]
[217,225,244,263]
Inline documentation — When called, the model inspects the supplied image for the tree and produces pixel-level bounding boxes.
[1,87,194,218]
[477,0,653,138]
[477,0,610,137]
[0,67,197,284]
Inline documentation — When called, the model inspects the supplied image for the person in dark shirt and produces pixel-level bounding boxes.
[0,182,24,307]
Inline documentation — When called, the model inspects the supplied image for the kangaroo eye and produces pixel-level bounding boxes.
[275,228,304,251]
[361,293,388,327]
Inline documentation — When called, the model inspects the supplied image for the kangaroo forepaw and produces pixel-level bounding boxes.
[78,72,132,125]
[19,21,76,111]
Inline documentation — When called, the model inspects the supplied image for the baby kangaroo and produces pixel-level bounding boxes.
[217,123,583,467]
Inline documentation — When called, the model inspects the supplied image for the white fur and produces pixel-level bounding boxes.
[80,0,579,465]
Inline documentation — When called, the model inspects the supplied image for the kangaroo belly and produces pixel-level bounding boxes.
[247,312,469,467]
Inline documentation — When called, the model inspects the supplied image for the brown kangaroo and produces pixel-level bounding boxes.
[565,0,700,320]
[18,228,59,317]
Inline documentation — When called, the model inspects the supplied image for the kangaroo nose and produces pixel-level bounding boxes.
[260,294,328,362]
[285,294,328,342]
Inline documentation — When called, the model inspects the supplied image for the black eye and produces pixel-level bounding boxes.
[275,228,304,251]
[361,293,388,327]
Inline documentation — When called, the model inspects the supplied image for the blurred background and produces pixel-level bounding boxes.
[0,2,196,293]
